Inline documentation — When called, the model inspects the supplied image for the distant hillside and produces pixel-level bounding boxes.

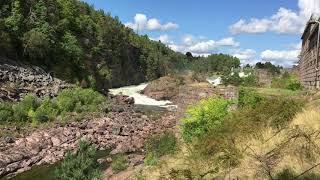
[0,0,185,91]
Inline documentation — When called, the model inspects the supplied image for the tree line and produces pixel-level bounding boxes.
[0,0,241,91]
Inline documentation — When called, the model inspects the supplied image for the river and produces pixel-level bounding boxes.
[3,83,175,180]
[109,83,177,111]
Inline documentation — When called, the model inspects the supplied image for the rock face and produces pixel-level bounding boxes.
[141,76,180,101]
[0,58,71,101]
[0,101,176,177]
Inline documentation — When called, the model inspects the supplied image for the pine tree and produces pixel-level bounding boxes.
[5,0,23,36]
[55,140,102,180]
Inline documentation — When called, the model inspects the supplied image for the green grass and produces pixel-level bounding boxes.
[110,153,129,173]
[145,131,178,166]
[252,87,303,97]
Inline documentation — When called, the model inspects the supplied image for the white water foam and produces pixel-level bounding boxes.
[109,83,177,110]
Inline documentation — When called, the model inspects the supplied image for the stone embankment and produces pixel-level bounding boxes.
[0,58,70,101]
[0,95,176,177]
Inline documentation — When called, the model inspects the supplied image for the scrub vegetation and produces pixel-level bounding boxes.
[0,88,106,125]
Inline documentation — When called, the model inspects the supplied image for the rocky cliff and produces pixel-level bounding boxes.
[0,57,71,101]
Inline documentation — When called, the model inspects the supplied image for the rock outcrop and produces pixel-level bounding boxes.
[0,58,71,101]
[0,99,176,177]
[141,76,181,101]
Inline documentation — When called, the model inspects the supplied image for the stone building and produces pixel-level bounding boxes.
[299,14,320,89]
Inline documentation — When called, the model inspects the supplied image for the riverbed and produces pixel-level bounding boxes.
[2,83,176,180]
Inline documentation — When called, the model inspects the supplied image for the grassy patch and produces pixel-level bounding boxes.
[145,131,177,166]
[252,87,303,97]
[181,89,304,177]
[110,153,129,173]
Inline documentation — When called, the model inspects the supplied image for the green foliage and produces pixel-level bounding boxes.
[87,75,97,90]
[242,74,259,87]
[56,88,105,113]
[181,97,230,141]
[110,153,129,172]
[98,66,112,81]
[234,96,303,131]
[190,54,240,75]
[145,131,177,165]
[30,98,59,123]
[1,0,186,89]
[60,32,83,63]
[5,0,23,35]
[1,88,105,124]
[238,88,263,108]
[23,29,50,60]
[255,62,282,75]
[55,140,102,180]
[0,102,13,122]
[222,72,242,86]
[222,68,259,87]
[272,72,302,91]
[0,0,246,90]
[13,94,39,122]
[191,95,303,171]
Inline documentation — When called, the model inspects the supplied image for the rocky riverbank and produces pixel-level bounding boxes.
[0,95,176,178]
[0,57,71,101]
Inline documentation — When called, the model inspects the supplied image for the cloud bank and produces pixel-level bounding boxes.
[125,13,179,32]
[230,0,320,35]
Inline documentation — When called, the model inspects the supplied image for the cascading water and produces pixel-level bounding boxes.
[109,83,177,110]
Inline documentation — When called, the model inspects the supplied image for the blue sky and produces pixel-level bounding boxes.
[82,0,319,67]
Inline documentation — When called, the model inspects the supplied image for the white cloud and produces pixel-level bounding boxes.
[188,40,217,54]
[232,49,257,65]
[150,34,171,44]
[233,49,256,60]
[169,36,240,55]
[230,19,270,34]
[216,37,240,47]
[260,49,300,67]
[230,0,319,35]
[125,13,179,32]
[288,42,302,50]
[182,35,195,46]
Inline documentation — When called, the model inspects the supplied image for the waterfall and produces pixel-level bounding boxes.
[109,83,177,109]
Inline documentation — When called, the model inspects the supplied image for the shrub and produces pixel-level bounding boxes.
[238,88,263,108]
[263,97,304,129]
[0,88,105,124]
[271,72,302,91]
[13,94,39,121]
[242,74,259,87]
[110,153,129,172]
[0,102,13,122]
[181,97,230,141]
[191,96,303,171]
[286,82,302,91]
[55,140,102,180]
[30,98,59,123]
[56,88,105,113]
[222,73,243,86]
[145,131,177,165]
[234,96,303,132]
